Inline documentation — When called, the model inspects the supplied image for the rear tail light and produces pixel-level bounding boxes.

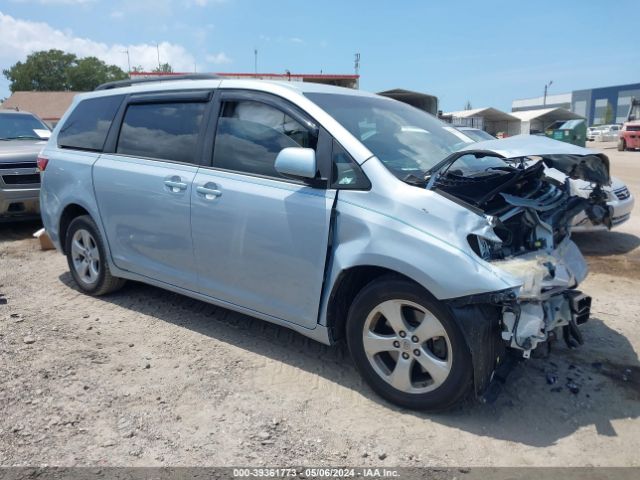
[37,155,49,172]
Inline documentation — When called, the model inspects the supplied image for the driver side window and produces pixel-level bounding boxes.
[212,100,317,179]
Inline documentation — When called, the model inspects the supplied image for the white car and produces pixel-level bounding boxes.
[571,177,634,232]
[587,127,601,142]
[594,124,622,142]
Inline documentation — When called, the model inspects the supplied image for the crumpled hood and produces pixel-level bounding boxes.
[460,134,610,185]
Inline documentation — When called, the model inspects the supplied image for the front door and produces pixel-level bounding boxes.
[191,93,335,328]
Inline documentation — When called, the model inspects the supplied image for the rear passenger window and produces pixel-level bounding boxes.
[117,102,206,164]
[58,95,124,151]
[213,100,317,178]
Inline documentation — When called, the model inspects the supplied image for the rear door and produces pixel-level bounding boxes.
[190,91,335,328]
[94,90,213,290]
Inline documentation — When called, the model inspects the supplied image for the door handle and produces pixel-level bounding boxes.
[164,178,188,193]
[196,183,222,200]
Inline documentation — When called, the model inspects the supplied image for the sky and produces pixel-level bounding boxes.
[0,0,638,112]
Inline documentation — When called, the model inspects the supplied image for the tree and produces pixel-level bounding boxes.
[152,63,173,73]
[3,50,76,91]
[2,49,128,92]
[67,56,129,90]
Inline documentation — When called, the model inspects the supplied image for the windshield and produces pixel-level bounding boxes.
[0,113,50,140]
[460,128,495,142]
[306,93,473,180]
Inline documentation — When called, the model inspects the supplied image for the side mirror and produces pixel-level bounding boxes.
[274,147,317,180]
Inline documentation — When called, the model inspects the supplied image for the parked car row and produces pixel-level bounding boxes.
[587,124,621,142]
[27,76,627,410]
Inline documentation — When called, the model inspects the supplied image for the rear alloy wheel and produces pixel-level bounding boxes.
[346,277,472,410]
[65,215,126,295]
[71,228,101,285]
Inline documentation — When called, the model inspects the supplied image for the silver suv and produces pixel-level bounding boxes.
[40,76,613,410]
[0,110,51,219]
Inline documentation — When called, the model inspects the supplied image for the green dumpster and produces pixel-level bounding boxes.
[544,119,586,147]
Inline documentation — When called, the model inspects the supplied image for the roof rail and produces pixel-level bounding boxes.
[94,73,221,91]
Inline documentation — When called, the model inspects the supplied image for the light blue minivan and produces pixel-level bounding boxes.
[40,75,612,410]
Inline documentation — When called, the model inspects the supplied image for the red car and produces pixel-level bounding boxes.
[618,121,640,151]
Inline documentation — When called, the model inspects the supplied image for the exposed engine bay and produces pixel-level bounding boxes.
[428,138,612,358]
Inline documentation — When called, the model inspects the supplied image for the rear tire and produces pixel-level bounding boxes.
[65,215,125,296]
[618,139,626,151]
[346,276,472,411]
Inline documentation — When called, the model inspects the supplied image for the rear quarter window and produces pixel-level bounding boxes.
[58,95,124,151]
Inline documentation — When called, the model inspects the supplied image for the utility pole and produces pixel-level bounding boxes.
[254,48,258,74]
[543,80,553,106]
[122,49,131,76]
[156,43,161,70]
[354,53,360,76]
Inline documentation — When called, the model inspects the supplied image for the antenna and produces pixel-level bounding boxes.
[121,49,131,76]
[354,53,360,75]
[543,80,553,106]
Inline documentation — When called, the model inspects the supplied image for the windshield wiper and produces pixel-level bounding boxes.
[424,149,507,190]
[403,174,427,187]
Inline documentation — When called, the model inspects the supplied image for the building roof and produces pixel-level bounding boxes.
[444,107,519,122]
[377,89,438,115]
[128,71,360,90]
[512,93,572,109]
[1,91,79,120]
[130,71,360,80]
[510,107,583,122]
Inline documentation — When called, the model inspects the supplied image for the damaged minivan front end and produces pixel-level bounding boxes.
[308,90,612,408]
[437,136,611,360]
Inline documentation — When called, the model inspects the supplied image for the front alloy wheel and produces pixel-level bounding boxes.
[363,299,452,393]
[346,276,472,410]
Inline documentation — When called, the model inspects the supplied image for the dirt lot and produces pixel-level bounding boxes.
[1,142,639,467]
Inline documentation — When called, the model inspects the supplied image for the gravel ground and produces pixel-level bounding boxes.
[0,142,639,467]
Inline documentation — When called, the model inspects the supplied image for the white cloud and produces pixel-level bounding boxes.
[0,12,198,72]
[109,10,124,19]
[205,52,231,65]
[289,37,304,44]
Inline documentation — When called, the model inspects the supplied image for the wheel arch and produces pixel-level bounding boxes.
[324,265,423,343]
[59,203,92,254]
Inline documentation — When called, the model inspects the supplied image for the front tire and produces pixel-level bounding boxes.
[618,139,626,151]
[65,215,125,296]
[346,276,472,411]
